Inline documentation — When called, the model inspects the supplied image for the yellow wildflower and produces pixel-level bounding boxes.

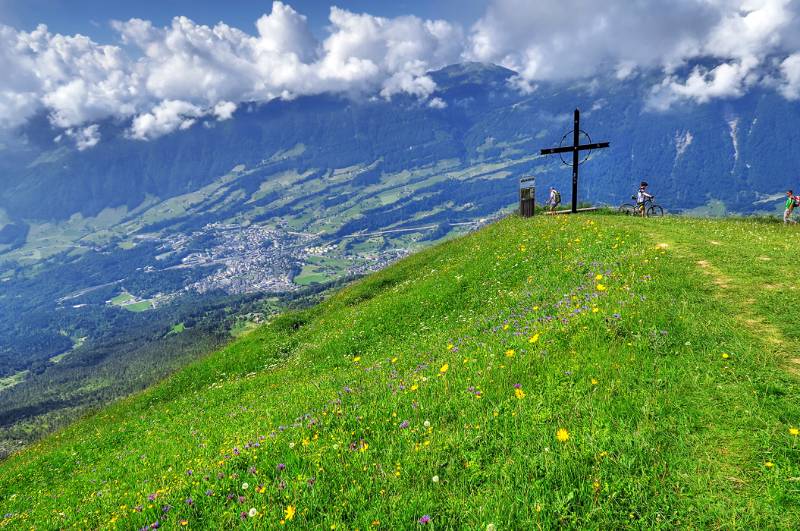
[505,349,515,357]
[285,505,296,520]
[764,461,774,468]
[591,378,598,385]
[353,356,361,363]
[721,353,730,360]
[556,428,570,442]
[439,363,449,374]
[790,427,799,436]
[528,333,540,344]
[514,388,525,400]
[595,274,603,281]
[596,284,607,291]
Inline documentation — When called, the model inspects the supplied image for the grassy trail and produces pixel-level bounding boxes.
[1,215,800,529]
[645,218,800,375]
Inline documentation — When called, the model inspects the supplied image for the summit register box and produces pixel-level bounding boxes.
[519,176,535,217]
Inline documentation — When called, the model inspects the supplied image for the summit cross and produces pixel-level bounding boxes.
[540,108,609,213]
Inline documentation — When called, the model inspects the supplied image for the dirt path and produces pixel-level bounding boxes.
[649,231,800,376]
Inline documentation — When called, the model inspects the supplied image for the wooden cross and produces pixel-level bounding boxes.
[540,109,609,213]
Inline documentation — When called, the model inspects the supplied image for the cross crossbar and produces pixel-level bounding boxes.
[540,141,610,156]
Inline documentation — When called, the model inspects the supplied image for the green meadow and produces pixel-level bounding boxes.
[1,214,799,529]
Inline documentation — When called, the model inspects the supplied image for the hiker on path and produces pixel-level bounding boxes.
[636,181,654,217]
[547,187,561,212]
[784,190,798,224]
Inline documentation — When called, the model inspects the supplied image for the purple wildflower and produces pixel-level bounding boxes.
[277,463,286,471]
[419,515,431,524]
[399,420,410,429]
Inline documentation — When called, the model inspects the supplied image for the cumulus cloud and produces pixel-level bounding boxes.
[468,0,800,109]
[129,100,206,140]
[0,1,462,144]
[779,52,800,98]
[3,0,800,145]
[64,124,101,150]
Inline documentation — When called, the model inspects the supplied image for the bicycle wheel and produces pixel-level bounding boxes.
[619,204,636,216]
[647,205,664,217]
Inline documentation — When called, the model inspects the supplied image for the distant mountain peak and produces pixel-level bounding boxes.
[429,62,517,88]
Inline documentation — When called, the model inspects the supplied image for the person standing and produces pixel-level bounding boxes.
[784,190,798,224]
[548,187,561,212]
[636,181,654,217]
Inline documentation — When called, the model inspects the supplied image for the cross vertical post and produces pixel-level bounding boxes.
[572,109,580,213]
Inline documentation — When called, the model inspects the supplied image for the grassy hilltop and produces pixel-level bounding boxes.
[2,214,800,528]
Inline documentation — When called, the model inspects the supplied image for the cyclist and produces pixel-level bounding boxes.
[636,181,654,217]
[547,187,561,212]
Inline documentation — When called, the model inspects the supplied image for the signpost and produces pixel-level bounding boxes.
[519,176,535,217]
[540,109,609,213]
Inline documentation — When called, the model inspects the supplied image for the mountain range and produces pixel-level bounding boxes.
[1,61,797,454]
[1,62,795,231]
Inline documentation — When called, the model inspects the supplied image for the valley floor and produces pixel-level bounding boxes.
[1,214,800,528]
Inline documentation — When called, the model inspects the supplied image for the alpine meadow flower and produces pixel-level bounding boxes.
[556,428,570,442]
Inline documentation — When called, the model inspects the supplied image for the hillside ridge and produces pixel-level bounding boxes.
[1,214,800,528]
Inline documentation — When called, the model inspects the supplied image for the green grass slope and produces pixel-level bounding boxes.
[2,214,800,529]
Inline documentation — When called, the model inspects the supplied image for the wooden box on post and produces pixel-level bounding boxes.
[519,176,535,217]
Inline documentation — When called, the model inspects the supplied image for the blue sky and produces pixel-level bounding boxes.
[0,0,488,41]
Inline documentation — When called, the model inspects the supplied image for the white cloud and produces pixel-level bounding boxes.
[0,2,462,144]
[779,52,800,98]
[213,101,237,121]
[428,97,447,109]
[469,0,800,108]
[129,100,205,140]
[3,0,800,144]
[65,124,101,150]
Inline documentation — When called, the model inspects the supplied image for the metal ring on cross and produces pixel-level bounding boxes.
[558,129,593,166]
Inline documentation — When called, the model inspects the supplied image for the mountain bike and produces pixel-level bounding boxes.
[619,196,663,217]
